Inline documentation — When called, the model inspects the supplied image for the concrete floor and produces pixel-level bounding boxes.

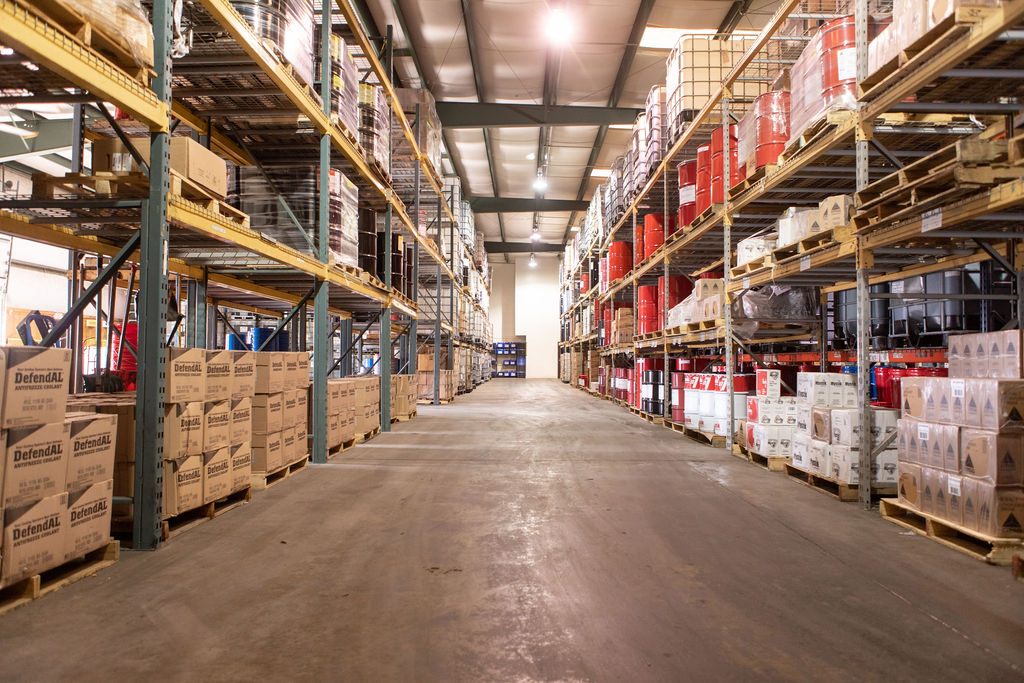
[0,378,1022,681]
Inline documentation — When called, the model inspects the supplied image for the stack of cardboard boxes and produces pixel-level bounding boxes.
[791,370,899,486]
[351,376,381,437]
[251,351,309,479]
[587,351,601,388]
[897,331,1024,537]
[745,369,796,460]
[323,379,357,449]
[611,309,634,344]
[1,347,118,588]
[775,195,851,249]
[163,348,257,516]
[389,375,416,419]
[667,278,725,328]
[416,349,457,402]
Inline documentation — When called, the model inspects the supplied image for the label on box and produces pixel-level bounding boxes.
[950,379,965,399]
[947,474,962,497]
[918,423,930,441]
[922,208,943,232]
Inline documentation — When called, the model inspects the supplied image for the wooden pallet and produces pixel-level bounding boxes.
[784,463,896,502]
[684,427,726,447]
[779,110,856,163]
[170,172,250,227]
[637,410,664,425]
[771,228,840,262]
[161,485,253,541]
[879,498,1024,565]
[0,540,120,616]
[730,255,771,278]
[252,456,309,491]
[733,443,789,472]
[356,426,381,443]
[729,162,775,196]
[327,437,357,460]
[417,397,454,405]
[22,0,154,77]
[664,420,687,434]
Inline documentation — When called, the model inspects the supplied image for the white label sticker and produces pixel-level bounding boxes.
[922,208,943,232]
[951,379,965,399]
[679,185,696,204]
[890,280,904,294]
[743,277,750,290]
[800,255,811,272]
[918,424,930,441]
[948,474,962,497]
[836,47,857,82]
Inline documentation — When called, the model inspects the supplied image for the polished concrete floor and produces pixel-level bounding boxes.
[0,378,1022,681]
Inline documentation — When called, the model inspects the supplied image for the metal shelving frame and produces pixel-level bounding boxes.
[0,0,491,548]
[559,0,1024,508]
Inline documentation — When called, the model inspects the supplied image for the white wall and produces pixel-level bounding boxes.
[514,256,560,378]
[489,262,515,341]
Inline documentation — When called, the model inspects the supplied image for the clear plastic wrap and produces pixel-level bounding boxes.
[232,0,314,87]
[359,84,390,174]
[731,285,819,338]
[737,106,757,176]
[736,233,778,266]
[644,86,666,178]
[397,88,443,173]
[61,0,153,69]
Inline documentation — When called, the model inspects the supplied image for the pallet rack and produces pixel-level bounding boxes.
[560,0,1024,507]
[0,0,491,549]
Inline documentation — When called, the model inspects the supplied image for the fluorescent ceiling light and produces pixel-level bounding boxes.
[608,124,632,130]
[591,168,611,178]
[532,176,548,192]
[544,8,573,44]
[570,225,580,232]
[526,152,536,160]
[528,253,538,268]
[530,229,542,242]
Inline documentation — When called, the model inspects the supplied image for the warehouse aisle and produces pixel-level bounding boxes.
[0,379,1022,681]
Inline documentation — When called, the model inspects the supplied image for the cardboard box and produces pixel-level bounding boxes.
[949,378,966,425]
[807,438,830,475]
[64,479,112,562]
[292,424,307,462]
[693,279,723,300]
[65,412,117,491]
[988,330,1023,379]
[796,372,830,407]
[946,473,964,526]
[960,428,1024,485]
[203,401,230,451]
[229,442,251,492]
[920,465,940,515]
[283,354,299,388]
[202,447,232,503]
[94,136,227,198]
[976,485,1024,538]
[796,402,813,435]
[163,402,204,459]
[230,351,256,398]
[2,346,71,428]
[280,427,297,465]
[961,476,981,531]
[205,350,232,402]
[165,347,206,404]
[923,377,951,424]
[282,390,300,428]
[162,454,203,518]
[819,194,853,228]
[811,406,831,442]
[3,421,70,508]
[915,420,938,469]
[295,352,310,387]
[755,369,781,398]
[780,397,797,427]
[252,393,283,434]
[230,397,252,446]
[941,424,960,474]
[1,492,68,587]
[900,376,927,419]
[792,432,812,469]
[899,462,922,508]
[252,431,283,473]
[963,379,1024,430]
[295,390,308,433]
[327,412,342,448]
[254,352,285,394]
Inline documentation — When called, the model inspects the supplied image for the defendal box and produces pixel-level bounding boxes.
[2,346,71,428]
[1,492,68,587]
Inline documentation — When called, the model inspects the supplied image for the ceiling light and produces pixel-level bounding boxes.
[0,122,38,138]
[570,225,580,232]
[532,175,547,192]
[591,168,611,178]
[608,124,632,130]
[526,152,536,160]
[530,228,542,242]
[528,253,538,268]
[544,8,572,44]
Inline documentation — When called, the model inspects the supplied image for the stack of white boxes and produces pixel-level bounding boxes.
[745,369,796,459]
[897,331,1024,537]
[829,405,899,486]
[0,347,118,588]
[793,371,858,479]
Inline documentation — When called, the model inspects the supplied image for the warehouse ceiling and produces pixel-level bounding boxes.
[360,0,783,262]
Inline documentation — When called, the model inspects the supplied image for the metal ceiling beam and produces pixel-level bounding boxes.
[718,0,755,36]
[468,197,590,213]
[0,118,78,162]
[484,241,565,253]
[458,0,509,261]
[435,102,642,128]
[561,0,656,246]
